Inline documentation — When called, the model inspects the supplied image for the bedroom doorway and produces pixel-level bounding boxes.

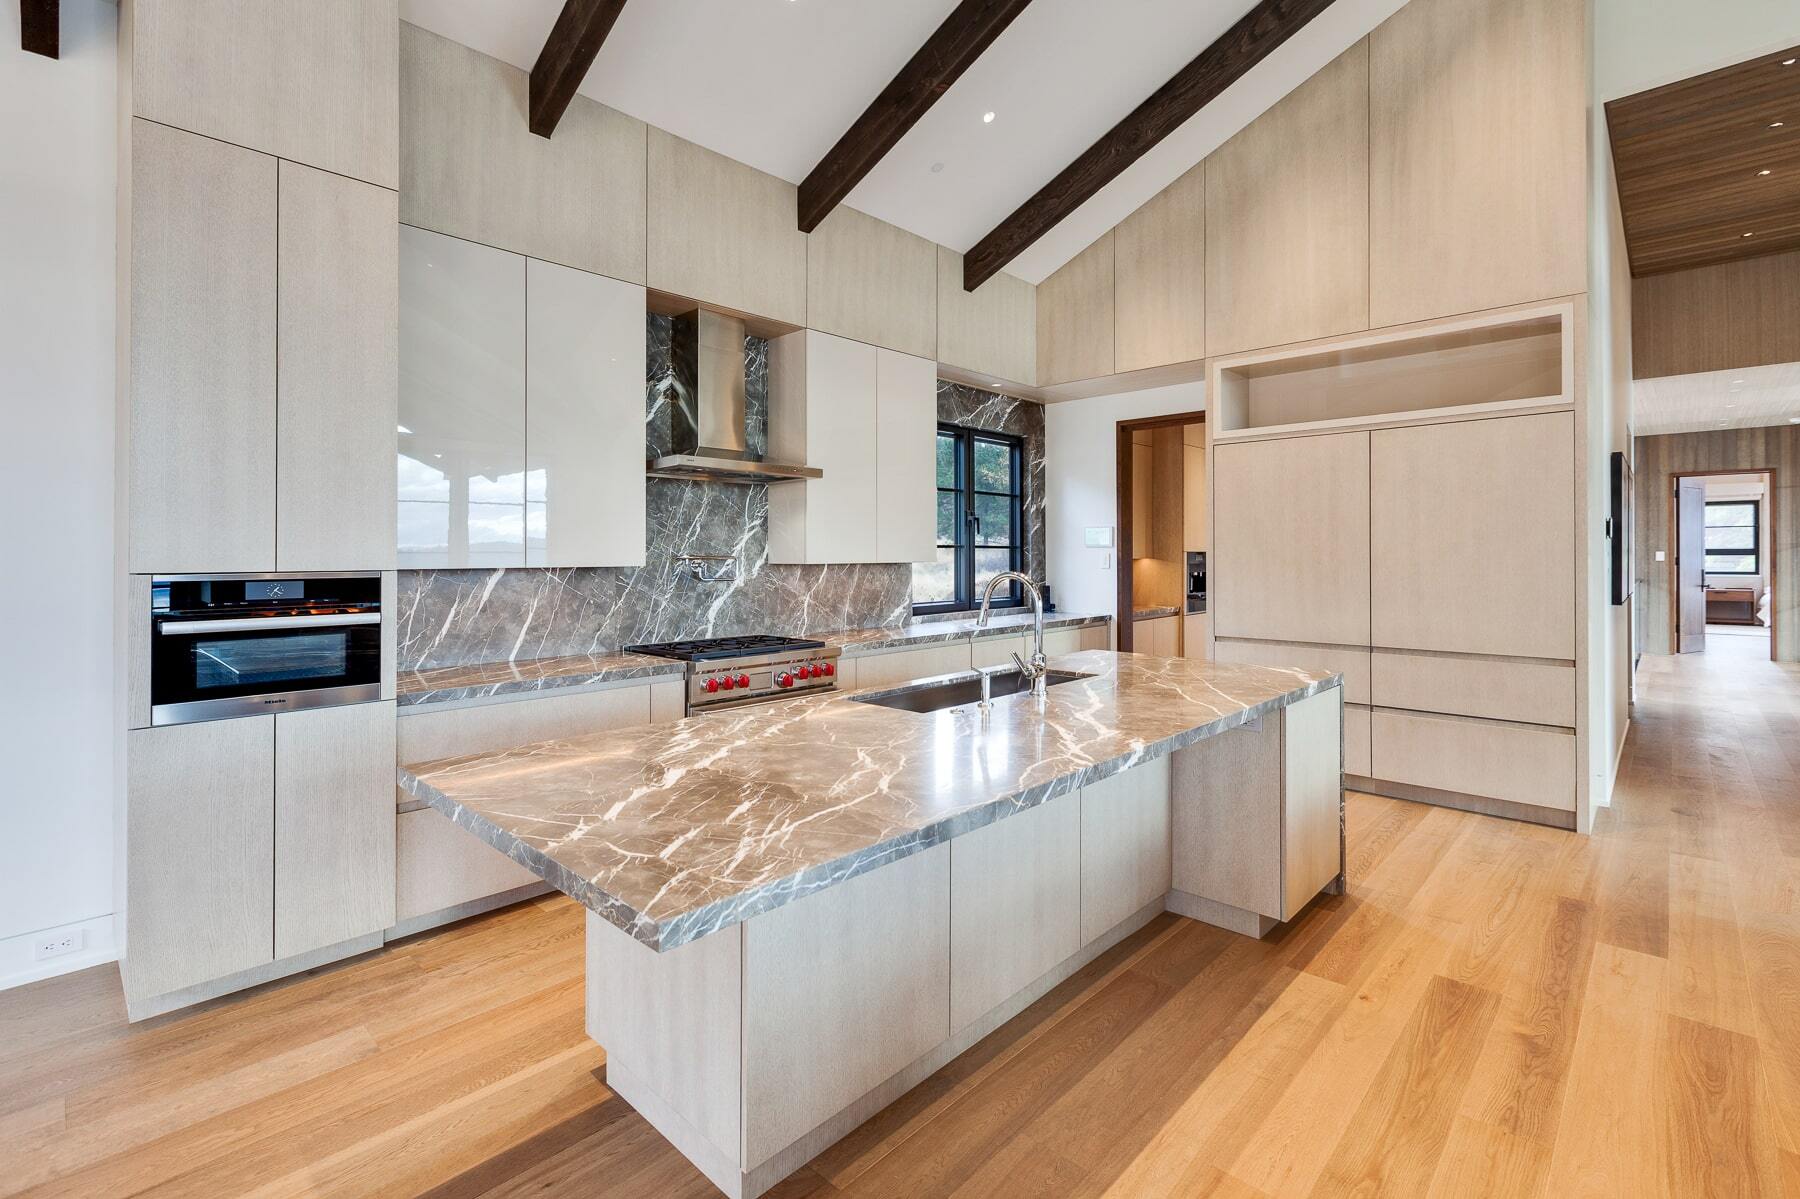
[1669,469,1777,663]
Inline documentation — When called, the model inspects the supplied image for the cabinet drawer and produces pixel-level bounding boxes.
[1345,703,1371,777]
[1042,627,1082,658]
[1370,650,1575,727]
[971,634,1027,668]
[1370,709,1575,812]
[1214,639,1370,706]
[397,684,654,768]
[396,808,540,922]
[849,643,971,690]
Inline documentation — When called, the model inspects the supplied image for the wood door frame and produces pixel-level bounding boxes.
[1116,411,1206,651]
[1666,467,1779,663]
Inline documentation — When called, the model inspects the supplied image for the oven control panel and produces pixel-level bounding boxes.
[689,650,840,710]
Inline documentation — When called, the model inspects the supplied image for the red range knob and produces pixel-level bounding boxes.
[705,677,721,693]
[736,673,751,689]
[776,672,793,688]
[720,675,735,690]
[810,664,824,678]
[822,661,835,676]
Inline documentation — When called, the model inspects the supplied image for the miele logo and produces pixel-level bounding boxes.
[262,697,289,705]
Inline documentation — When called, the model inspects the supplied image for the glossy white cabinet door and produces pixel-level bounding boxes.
[875,349,938,564]
[767,330,880,564]
[526,259,647,567]
[398,226,526,567]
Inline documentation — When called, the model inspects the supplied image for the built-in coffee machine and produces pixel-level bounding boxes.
[1187,551,1206,614]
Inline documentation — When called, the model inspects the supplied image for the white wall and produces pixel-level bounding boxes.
[0,0,120,987]
[1595,0,1800,100]
[1044,381,1206,627]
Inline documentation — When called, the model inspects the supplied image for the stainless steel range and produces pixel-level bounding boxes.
[624,634,840,714]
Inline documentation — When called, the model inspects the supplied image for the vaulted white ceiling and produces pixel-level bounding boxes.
[1634,362,1800,436]
[399,0,1407,284]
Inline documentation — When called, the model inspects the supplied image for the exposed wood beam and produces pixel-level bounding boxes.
[962,0,1336,290]
[797,0,1034,233]
[21,0,58,58]
[528,0,629,139]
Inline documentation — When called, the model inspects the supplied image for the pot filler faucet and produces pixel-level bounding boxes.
[976,571,1048,698]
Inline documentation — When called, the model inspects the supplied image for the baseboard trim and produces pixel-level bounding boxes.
[1165,889,1279,938]
[0,913,118,992]
[384,882,553,942]
[1347,775,1576,830]
[125,930,384,1022]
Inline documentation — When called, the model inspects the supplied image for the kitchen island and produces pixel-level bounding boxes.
[399,650,1344,1198]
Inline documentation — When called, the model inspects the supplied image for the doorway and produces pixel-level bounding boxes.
[1669,469,1777,662]
[1115,411,1205,654]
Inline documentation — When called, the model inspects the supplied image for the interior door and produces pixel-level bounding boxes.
[1676,478,1707,654]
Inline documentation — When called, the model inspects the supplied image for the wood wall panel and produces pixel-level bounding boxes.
[1631,251,1800,379]
[1115,161,1205,372]
[806,206,937,359]
[1035,232,1115,385]
[1368,0,1586,327]
[936,246,1036,387]
[1633,425,1800,661]
[1205,40,1369,358]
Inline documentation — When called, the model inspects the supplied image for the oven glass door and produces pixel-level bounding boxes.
[151,617,382,720]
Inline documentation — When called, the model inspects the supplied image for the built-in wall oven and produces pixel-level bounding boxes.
[149,572,384,725]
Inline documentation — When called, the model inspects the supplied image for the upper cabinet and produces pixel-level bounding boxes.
[1036,232,1115,386]
[1115,162,1205,373]
[277,161,398,572]
[1183,424,1207,554]
[807,207,937,360]
[399,23,647,284]
[130,0,398,189]
[648,130,807,326]
[1367,0,1586,327]
[1206,41,1369,359]
[128,119,277,575]
[875,351,940,565]
[399,227,648,570]
[936,247,1037,388]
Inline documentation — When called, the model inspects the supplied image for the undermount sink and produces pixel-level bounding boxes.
[851,668,1093,714]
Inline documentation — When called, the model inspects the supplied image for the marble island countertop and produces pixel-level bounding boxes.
[396,611,1111,707]
[398,650,1340,952]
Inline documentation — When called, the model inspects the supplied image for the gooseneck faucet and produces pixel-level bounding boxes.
[976,571,1048,698]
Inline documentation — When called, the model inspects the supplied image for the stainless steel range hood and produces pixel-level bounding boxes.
[648,309,822,484]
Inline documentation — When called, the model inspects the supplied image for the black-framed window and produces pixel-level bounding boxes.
[911,424,1025,614]
[1704,501,1759,575]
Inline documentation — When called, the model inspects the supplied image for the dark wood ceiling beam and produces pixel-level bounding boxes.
[962,0,1336,291]
[528,0,629,138]
[21,0,58,58]
[798,0,1034,233]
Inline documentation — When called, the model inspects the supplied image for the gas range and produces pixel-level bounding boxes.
[624,634,841,714]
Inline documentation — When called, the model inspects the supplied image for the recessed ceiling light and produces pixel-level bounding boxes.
[930,161,944,173]
[1790,416,1800,423]
[1743,231,1756,237]
[983,111,996,124]
[1784,58,1797,66]
[1759,168,1773,176]
[1772,121,1786,128]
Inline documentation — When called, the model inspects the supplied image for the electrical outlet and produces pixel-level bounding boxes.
[33,930,84,961]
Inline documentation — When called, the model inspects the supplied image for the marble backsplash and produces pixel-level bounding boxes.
[396,317,1044,671]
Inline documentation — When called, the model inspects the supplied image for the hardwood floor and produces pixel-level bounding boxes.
[8,636,1800,1197]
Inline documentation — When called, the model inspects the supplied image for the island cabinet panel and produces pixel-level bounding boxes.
[125,717,275,1005]
[874,349,940,564]
[276,161,398,572]
[1080,759,1173,944]
[131,0,398,188]
[948,795,1082,1031]
[767,330,879,564]
[1115,161,1205,373]
[1036,231,1115,386]
[806,206,937,359]
[1369,413,1575,660]
[397,225,527,568]
[399,23,646,283]
[1282,688,1344,918]
[1367,0,1586,329]
[525,259,648,568]
[648,129,806,325]
[743,844,951,1168]
[128,119,277,574]
[1171,714,1283,919]
[936,246,1037,388]
[1212,432,1371,647]
[1371,709,1577,812]
[275,702,397,959]
[849,643,971,690]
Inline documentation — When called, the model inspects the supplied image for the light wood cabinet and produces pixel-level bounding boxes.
[1182,612,1211,660]
[1369,413,1575,660]
[1079,760,1172,943]
[399,22,646,283]
[1345,703,1372,777]
[1184,442,1207,552]
[768,331,879,564]
[648,129,806,325]
[875,350,939,564]
[1115,162,1205,372]
[1078,623,1112,651]
[806,206,936,358]
[128,118,277,574]
[1371,649,1576,727]
[1371,709,1576,812]
[1036,231,1115,385]
[970,634,1027,669]
[1205,42,1369,358]
[949,795,1081,1030]
[275,703,397,959]
[131,0,398,188]
[1367,0,1586,328]
[526,259,648,568]
[936,246,1036,387]
[276,161,398,572]
[395,809,540,927]
[125,717,275,1004]
[1131,437,1152,559]
[397,226,527,568]
[850,643,971,690]
[1212,432,1371,646]
[1134,615,1180,657]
